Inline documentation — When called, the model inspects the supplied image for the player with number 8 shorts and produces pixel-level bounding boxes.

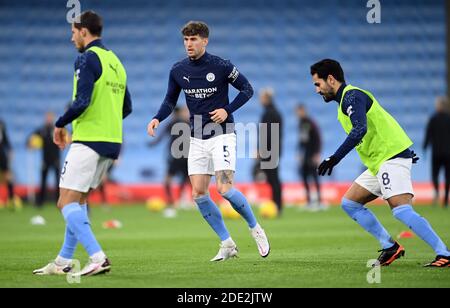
[310,59,450,268]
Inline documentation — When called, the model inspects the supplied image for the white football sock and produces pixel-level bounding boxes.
[90,251,106,263]
[55,255,72,266]
[222,237,236,247]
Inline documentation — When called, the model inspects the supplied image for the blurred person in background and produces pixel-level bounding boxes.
[0,119,21,210]
[148,106,191,218]
[259,88,283,216]
[296,104,324,211]
[423,96,450,208]
[28,112,61,207]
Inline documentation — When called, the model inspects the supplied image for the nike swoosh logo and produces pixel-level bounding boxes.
[109,63,118,75]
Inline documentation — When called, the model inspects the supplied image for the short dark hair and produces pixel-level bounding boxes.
[181,21,209,38]
[74,10,103,37]
[310,59,345,83]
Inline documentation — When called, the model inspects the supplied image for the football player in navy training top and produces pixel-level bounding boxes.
[147,21,270,261]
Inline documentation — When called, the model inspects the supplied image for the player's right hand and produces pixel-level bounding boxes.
[147,119,160,137]
[53,127,68,150]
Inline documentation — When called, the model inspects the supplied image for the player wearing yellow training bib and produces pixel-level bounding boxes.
[310,59,449,268]
[33,11,132,277]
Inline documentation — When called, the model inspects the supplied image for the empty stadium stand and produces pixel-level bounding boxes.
[0,0,445,185]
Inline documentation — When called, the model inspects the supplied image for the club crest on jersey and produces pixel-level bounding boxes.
[206,73,215,82]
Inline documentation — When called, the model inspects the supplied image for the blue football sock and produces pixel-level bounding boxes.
[195,195,230,241]
[221,188,257,228]
[393,205,449,256]
[58,203,90,259]
[58,225,78,259]
[61,202,102,257]
[80,203,89,221]
[342,198,394,249]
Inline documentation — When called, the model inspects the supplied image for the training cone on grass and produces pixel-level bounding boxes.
[397,231,415,239]
[30,215,46,226]
[102,219,123,229]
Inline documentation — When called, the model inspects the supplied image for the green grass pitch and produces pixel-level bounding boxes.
[0,204,449,288]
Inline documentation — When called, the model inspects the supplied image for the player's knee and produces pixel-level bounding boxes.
[192,189,208,199]
[387,194,413,209]
[57,189,82,209]
[56,198,65,210]
[79,196,88,205]
[217,184,232,196]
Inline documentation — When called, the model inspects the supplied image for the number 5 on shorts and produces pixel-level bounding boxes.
[223,146,230,164]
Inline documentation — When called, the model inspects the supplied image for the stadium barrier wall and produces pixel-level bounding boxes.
[0,183,441,206]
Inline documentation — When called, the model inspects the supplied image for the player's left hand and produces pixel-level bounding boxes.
[318,155,339,176]
[411,151,419,164]
[209,109,228,124]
